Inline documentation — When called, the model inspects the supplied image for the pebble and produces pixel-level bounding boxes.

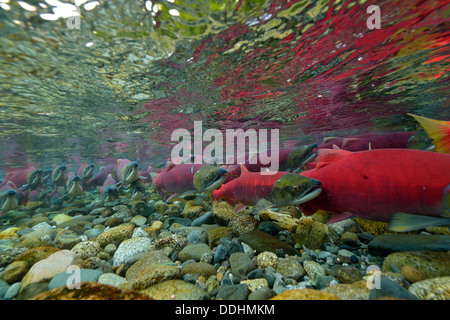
[238,230,297,255]
[4,282,21,299]
[112,237,152,266]
[271,288,340,300]
[276,256,305,280]
[303,260,325,281]
[48,269,102,290]
[256,251,278,269]
[258,221,281,236]
[71,241,100,260]
[182,262,216,279]
[368,278,418,300]
[293,217,330,250]
[20,250,84,290]
[96,224,135,247]
[382,251,450,279]
[401,265,424,283]
[241,278,269,292]
[98,273,128,287]
[178,243,212,262]
[1,260,29,284]
[191,211,213,226]
[229,252,257,278]
[368,234,450,256]
[248,287,275,300]
[141,279,209,300]
[216,283,249,300]
[408,276,450,300]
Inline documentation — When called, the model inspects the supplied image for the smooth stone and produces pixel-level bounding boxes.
[292,217,330,250]
[186,229,208,244]
[369,278,418,300]
[322,281,370,300]
[238,230,297,255]
[0,279,9,298]
[52,214,72,225]
[271,288,340,300]
[31,282,151,300]
[181,262,217,279]
[191,211,212,226]
[258,221,282,236]
[4,282,21,299]
[178,243,212,262]
[20,250,83,289]
[127,264,181,290]
[112,237,152,266]
[276,256,305,281]
[408,276,450,300]
[336,266,363,284]
[141,280,209,300]
[229,252,257,278]
[125,250,173,281]
[71,241,100,260]
[368,234,450,256]
[95,273,128,287]
[303,260,325,281]
[216,283,249,300]
[213,244,228,264]
[96,224,135,247]
[0,260,29,284]
[248,287,275,300]
[382,251,450,279]
[48,269,102,290]
[315,275,338,290]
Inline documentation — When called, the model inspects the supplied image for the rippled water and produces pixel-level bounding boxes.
[0,0,448,170]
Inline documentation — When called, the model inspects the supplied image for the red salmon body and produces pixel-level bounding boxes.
[299,149,450,221]
[153,163,206,197]
[319,132,416,151]
[212,167,288,207]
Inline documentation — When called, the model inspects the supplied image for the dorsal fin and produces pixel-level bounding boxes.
[322,136,337,143]
[332,144,341,150]
[239,164,250,174]
[316,149,351,168]
[165,161,176,171]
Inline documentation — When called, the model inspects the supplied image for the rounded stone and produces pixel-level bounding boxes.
[141,280,209,300]
[178,244,212,262]
[71,241,100,260]
[256,251,278,269]
[96,224,135,247]
[112,237,152,266]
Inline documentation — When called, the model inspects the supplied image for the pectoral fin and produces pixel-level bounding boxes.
[252,198,275,215]
[389,212,450,232]
[327,212,356,224]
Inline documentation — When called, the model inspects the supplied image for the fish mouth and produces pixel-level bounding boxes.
[204,174,227,192]
[289,187,322,206]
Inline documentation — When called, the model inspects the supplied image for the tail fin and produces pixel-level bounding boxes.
[408,113,450,154]
[388,212,450,232]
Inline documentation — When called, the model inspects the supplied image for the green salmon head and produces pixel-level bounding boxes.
[122,161,139,184]
[286,144,318,172]
[82,164,95,181]
[271,173,322,207]
[27,169,43,188]
[67,175,83,196]
[193,166,227,193]
[104,186,119,202]
[52,165,67,185]
[0,189,19,212]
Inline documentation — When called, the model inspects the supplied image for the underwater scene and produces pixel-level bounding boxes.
[0,0,449,303]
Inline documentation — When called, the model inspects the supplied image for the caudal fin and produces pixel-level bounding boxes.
[388,212,450,232]
[408,113,450,154]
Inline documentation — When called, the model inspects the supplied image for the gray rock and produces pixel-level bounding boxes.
[303,260,325,281]
[229,252,257,278]
[4,282,21,299]
[248,287,275,300]
[368,234,450,256]
[98,273,128,287]
[369,278,418,300]
[178,243,212,262]
[48,269,102,290]
[191,211,213,226]
[0,279,10,298]
[216,283,249,300]
[112,237,152,266]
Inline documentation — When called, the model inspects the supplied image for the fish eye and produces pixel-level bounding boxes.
[293,185,299,192]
